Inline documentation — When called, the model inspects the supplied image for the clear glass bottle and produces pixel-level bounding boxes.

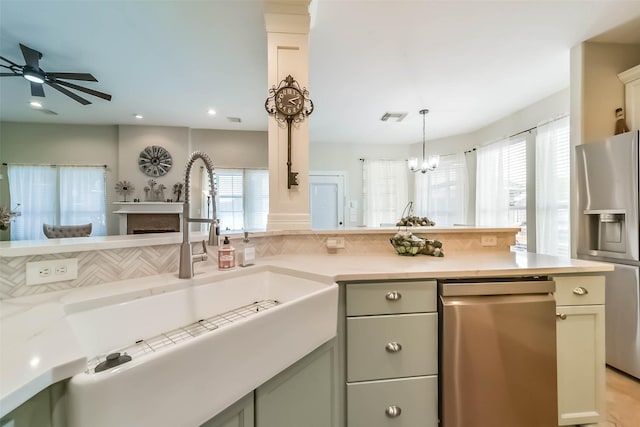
[218,236,235,270]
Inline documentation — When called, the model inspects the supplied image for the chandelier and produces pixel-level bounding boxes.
[408,109,439,173]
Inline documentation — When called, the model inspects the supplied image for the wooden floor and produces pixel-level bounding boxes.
[597,367,640,427]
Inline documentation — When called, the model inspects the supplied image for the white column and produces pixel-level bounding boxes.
[265,1,312,230]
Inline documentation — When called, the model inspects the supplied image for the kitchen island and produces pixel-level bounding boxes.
[0,229,612,426]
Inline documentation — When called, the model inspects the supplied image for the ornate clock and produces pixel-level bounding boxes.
[138,145,173,177]
[265,75,314,189]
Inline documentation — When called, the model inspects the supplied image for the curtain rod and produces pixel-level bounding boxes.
[2,162,107,168]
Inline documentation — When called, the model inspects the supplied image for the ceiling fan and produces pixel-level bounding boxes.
[0,43,112,105]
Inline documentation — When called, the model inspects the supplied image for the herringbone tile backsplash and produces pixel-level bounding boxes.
[0,231,513,299]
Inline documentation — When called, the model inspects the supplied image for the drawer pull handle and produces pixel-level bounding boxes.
[556,312,567,320]
[385,405,402,418]
[385,342,402,353]
[573,286,589,296]
[385,291,402,301]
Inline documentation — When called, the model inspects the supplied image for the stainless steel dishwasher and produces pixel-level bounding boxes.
[439,277,558,427]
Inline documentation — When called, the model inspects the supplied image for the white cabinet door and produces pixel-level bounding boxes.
[556,304,605,426]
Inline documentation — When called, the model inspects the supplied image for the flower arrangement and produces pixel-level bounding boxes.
[0,205,20,231]
[115,180,135,202]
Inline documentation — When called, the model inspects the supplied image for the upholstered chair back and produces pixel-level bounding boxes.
[43,223,92,238]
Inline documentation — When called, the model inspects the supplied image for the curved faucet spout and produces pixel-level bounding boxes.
[179,151,218,279]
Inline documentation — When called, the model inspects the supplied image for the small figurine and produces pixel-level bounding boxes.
[615,107,630,135]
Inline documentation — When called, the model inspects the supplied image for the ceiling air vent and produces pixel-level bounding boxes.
[380,112,408,122]
[227,116,242,123]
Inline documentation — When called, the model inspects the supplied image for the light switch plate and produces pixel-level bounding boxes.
[26,258,78,285]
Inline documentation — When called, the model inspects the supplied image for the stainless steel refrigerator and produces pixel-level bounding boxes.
[576,129,640,379]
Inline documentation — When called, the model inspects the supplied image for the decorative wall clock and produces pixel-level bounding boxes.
[265,75,314,189]
[138,145,173,177]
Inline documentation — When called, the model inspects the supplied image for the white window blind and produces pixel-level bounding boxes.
[362,160,409,227]
[213,169,269,232]
[535,115,570,257]
[414,152,467,226]
[8,165,106,240]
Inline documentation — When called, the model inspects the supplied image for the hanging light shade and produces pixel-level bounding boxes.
[408,109,439,173]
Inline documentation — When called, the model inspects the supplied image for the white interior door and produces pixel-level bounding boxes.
[309,174,345,230]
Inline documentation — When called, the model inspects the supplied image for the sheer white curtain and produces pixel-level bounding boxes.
[363,160,408,227]
[8,165,57,240]
[536,115,570,256]
[475,139,511,226]
[414,153,467,226]
[60,167,107,236]
[8,165,106,240]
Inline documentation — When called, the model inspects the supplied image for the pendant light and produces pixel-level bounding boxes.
[408,109,439,173]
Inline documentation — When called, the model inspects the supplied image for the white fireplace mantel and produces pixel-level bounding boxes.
[113,202,184,235]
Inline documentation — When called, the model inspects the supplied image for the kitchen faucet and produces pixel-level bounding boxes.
[179,151,219,279]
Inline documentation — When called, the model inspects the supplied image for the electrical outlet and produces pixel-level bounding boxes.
[26,258,78,285]
[481,235,498,247]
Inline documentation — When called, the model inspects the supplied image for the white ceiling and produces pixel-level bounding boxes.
[1,1,639,145]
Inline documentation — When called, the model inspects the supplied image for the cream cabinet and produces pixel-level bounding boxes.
[619,64,640,131]
[553,275,606,426]
[344,280,438,427]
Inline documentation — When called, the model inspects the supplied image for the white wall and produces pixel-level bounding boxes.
[117,125,191,202]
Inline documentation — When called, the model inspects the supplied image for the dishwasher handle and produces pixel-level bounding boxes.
[440,280,555,296]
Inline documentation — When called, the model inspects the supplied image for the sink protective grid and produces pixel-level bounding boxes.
[86,299,280,373]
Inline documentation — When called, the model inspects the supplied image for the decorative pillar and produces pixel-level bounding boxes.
[264,0,312,230]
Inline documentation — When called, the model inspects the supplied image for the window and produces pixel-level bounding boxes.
[535,115,570,256]
[209,169,269,232]
[8,165,106,240]
[414,152,467,226]
[362,160,409,227]
[476,136,528,249]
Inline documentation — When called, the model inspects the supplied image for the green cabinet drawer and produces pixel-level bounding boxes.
[347,375,438,427]
[347,313,437,382]
[553,275,605,306]
[346,280,436,316]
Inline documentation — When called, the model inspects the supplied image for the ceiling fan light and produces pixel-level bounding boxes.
[23,69,45,84]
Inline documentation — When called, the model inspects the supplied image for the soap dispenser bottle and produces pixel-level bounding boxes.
[218,236,235,270]
[238,231,255,267]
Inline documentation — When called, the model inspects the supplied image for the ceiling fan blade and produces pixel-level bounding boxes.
[53,79,112,101]
[0,55,21,67]
[19,43,42,68]
[0,73,21,76]
[47,72,97,82]
[46,81,91,105]
[30,82,45,97]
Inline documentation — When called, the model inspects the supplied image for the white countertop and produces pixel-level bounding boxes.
[0,251,612,417]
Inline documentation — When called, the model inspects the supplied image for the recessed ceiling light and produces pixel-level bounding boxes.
[134,114,143,119]
[207,108,216,116]
[29,101,42,108]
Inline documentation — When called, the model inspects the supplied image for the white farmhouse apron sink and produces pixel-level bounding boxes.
[65,266,338,427]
